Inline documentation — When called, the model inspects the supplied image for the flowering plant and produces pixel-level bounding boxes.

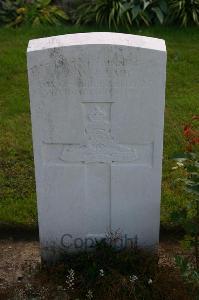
[172,115,199,270]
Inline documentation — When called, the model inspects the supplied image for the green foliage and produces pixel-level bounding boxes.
[0,0,24,25]
[0,0,69,27]
[171,116,199,269]
[175,256,199,291]
[173,153,199,196]
[74,0,132,29]
[129,0,168,26]
[167,0,199,26]
[177,256,199,282]
[1,0,199,27]
[74,0,168,29]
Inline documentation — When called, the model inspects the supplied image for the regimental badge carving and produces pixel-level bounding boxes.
[60,103,137,163]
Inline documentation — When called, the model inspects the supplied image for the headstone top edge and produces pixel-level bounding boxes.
[27,32,166,54]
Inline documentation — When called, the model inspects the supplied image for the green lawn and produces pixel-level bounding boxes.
[0,25,199,228]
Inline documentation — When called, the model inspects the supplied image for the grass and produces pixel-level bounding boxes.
[0,25,199,227]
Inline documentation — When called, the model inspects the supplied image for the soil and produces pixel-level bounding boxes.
[0,229,189,300]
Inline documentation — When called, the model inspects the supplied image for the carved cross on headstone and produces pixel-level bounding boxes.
[42,101,153,236]
[53,102,152,231]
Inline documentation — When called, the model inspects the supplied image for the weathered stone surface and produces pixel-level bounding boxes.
[27,32,167,261]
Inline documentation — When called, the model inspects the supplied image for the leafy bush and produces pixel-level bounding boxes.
[74,0,168,29]
[167,0,199,26]
[74,0,132,29]
[0,0,69,27]
[128,0,168,26]
[0,0,23,25]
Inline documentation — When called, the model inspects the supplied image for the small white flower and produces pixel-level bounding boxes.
[148,278,153,284]
[99,269,104,277]
[172,166,178,170]
[129,275,138,283]
[176,162,184,167]
[66,269,75,290]
[86,289,93,299]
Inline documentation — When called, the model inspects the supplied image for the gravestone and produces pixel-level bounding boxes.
[27,32,166,262]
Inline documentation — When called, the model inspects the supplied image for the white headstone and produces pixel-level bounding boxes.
[27,32,166,262]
